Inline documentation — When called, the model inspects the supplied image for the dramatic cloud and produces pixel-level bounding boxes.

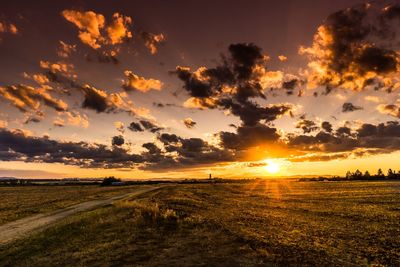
[141,135,235,170]
[295,119,319,133]
[128,121,144,132]
[37,59,145,117]
[139,120,163,133]
[288,121,400,160]
[377,102,400,119]
[122,70,163,92]
[0,84,68,113]
[183,118,196,129]
[62,10,106,49]
[141,32,166,54]
[65,111,89,128]
[112,135,125,146]
[342,102,363,113]
[62,10,133,48]
[174,43,293,126]
[321,121,333,132]
[61,9,166,60]
[127,120,163,133]
[0,129,143,168]
[54,111,89,128]
[106,13,132,45]
[80,85,137,114]
[219,123,280,151]
[300,3,400,91]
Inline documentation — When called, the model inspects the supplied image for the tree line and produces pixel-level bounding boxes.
[345,168,400,180]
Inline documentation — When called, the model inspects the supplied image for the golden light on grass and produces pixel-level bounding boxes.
[264,160,280,174]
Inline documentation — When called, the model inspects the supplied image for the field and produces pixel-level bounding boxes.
[0,180,399,266]
[0,185,146,225]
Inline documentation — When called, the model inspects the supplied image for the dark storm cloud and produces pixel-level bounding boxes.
[288,121,400,155]
[173,43,294,128]
[336,126,352,136]
[0,129,143,168]
[139,120,163,133]
[142,142,162,154]
[127,120,163,133]
[282,78,302,95]
[81,85,110,112]
[301,2,400,91]
[218,99,292,126]
[112,135,125,146]
[183,118,196,129]
[295,119,319,133]
[158,133,180,144]
[142,136,235,171]
[342,102,363,113]
[228,43,265,82]
[321,121,333,132]
[219,123,280,150]
[127,122,144,132]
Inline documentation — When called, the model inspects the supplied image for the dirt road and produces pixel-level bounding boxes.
[0,186,162,245]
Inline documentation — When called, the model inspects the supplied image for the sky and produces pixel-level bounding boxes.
[0,0,400,179]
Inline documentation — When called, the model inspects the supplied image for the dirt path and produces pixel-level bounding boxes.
[0,186,162,245]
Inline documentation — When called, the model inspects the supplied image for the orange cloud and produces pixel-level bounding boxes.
[0,21,18,35]
[0,84,68,113]
[300,4,400,91]
[141,32,165,54]
[122,70,163,92]
[106,13,132,45]
[278,55,287,62]
[62,10,133,50]
[62,10,105,49]
[377,102,400,119]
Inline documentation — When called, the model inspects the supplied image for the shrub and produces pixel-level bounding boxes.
[101,177,121,186]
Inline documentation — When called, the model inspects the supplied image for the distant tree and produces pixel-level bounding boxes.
[354,169,362,179]
[346,171,353,179]
[364,171,371,180]
[101,176,121,186]
[377,168,385,179]
[387,169,395,179]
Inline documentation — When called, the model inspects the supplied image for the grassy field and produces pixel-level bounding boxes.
[1,180,399,266]
[0,185,147,225]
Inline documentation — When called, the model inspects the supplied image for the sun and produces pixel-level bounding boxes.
[264,160,280,174]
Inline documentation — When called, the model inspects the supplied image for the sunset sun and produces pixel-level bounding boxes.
[264,160,280,174]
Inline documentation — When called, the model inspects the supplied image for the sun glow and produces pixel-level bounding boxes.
[264,160,280,174]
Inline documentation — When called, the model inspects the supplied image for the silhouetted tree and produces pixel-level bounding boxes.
[354,169,362,179]
[346,171,353,179]
[364,171,371,180]
[101,176,121,186]
[377,168,385,179]
[387,169,395,179]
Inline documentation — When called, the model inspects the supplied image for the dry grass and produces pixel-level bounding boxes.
[0,185,144,225]
[0,180,399,266]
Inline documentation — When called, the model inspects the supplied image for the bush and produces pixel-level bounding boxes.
[101,177,121,186]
